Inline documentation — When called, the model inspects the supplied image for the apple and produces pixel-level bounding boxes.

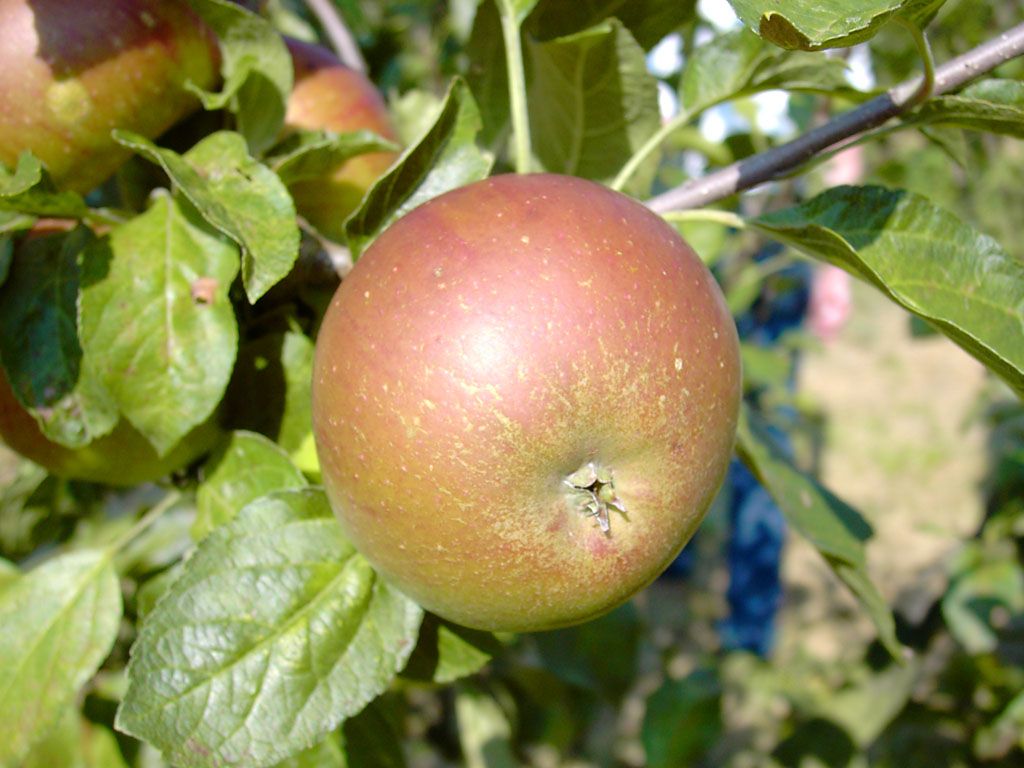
[312,173,741,632]
[0,367,221,486]
[283,37,400,241]
[0,0,219,194]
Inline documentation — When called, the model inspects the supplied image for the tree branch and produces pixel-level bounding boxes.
[646,22,1024,214]
[304,0,367,73]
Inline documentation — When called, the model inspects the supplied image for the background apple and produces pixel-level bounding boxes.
[312,173,741,632]
[283,37,400,241]
[0,0,219,194]
[0,368,221,486]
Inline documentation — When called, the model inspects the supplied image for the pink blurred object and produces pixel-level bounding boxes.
[824,145,865,187]
[809,266,852,341]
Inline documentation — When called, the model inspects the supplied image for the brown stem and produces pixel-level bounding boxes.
[646,22,1024,213]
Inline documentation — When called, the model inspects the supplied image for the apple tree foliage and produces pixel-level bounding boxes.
[0,0,1023,765]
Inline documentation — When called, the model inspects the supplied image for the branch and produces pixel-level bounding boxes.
[646,22,1024,214]
[304,0,367,73]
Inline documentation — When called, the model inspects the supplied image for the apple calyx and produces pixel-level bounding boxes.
[564,462,628,535]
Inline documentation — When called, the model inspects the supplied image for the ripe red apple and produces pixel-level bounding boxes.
[0,0,219,194]
[0,368,221,486]
[283,37,399,241]
[312,174,741,632]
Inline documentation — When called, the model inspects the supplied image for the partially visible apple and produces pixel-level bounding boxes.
[0,0,219,193]
[0,367,221,486]
[283,37,399,241]
[312,173,741,632]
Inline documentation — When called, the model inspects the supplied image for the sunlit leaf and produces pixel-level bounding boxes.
[0,550,121,765]
[117,489,423,768]
[910,79,1024,137]
[345,78,493,260]
[729,0,946,51]
[193,430,307,540]
[679,28,852,116]
[526,21,659,186]
[187,0,293,154]
[0,153,91,219]
[401,614,503,684]
[115,130,299,303]
[79,193,239,456]
[268,129,399,185]
[752,186,1024,397]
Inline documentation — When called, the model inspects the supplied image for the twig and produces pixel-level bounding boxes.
[646,21,1024,213]
[304,0,367,73]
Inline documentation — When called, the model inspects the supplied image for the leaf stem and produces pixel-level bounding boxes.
[895,17,936,109]
[107,490,182,555]
[661,208,746,229]
[611,109,694,192]
[499,7,532,174]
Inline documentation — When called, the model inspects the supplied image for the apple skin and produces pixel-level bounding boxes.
[283,37,399,241]
[0,368,221,487]
[0,0,219,194]
[312,174,741,632]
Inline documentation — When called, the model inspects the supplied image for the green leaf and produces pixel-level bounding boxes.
[339,699,407,768]
[817,661,920,747]
[0,208,36,236]
[526,21,659,185]
[224,331,316,459]
[728,0,944,50]
[0,153,91,219]
[187,0,293,154]
[679,28,852,116]
[526,0,698,50]
[0,549,122,765]
[401,613,503,684]
[976,690,1024,761]
[115,130,299,303]
[269,129,400,186]
[942,540,1024,655]
[0,557,18,589]
[642,669,721,768]
[345,78,493,260]
[455,681,517,768]
[465,0,510,150]
[193,430,308,540]
[79,194,239,456]
[116,488,424,768]
[533,601,641,700]
[0,226,119,448]
[0,236,12,289]
[22,707,130,768]
[910,79,1024,137]
[271,733,345,768]
[751,185,1024,398]
[735,405,902,658]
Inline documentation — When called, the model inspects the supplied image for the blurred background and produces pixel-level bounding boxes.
[3,0,1023,766]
